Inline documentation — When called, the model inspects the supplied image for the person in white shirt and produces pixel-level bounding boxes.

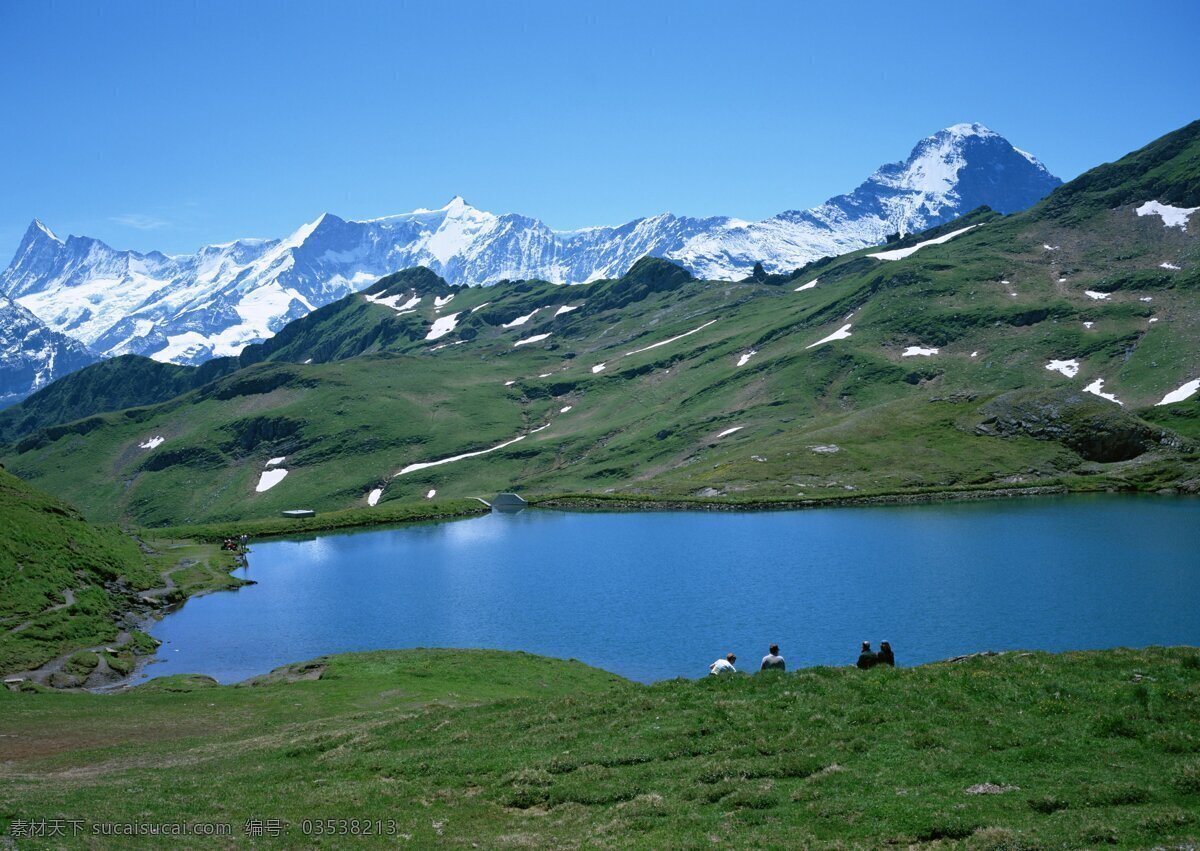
[709,653,737,675]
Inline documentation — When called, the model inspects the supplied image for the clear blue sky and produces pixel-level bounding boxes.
[2,0,1197,262]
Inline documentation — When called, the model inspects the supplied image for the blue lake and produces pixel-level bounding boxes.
[145,495,1200,684]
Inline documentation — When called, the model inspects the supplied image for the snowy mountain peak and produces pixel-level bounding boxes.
[1,123,1061,375]
[28,219,62,244]
[940,122,999,139]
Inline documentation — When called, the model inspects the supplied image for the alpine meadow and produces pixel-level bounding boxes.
[1,3,1199,848]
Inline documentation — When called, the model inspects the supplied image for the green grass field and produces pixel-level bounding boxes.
[2,647,1198,848]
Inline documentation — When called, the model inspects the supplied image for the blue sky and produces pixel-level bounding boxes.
[1,0,1197,261]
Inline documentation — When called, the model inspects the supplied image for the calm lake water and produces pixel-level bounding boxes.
[144,496,1200,684]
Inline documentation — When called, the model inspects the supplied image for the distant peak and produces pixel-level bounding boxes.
[25,218,62,244]
[940,122,998,139]
[443,195,469,210]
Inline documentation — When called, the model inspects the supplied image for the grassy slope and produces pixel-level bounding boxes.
[3,125,1200,526]
[1,648,1198,848]
[0,468,161,672]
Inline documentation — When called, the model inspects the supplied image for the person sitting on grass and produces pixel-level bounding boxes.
[760,644,786,672]
[856,641,877,669]
[877,640,895,667]
[709,653,737,675]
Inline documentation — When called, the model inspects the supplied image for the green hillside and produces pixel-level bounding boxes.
[0,468,170,673]
[3,122,1200,526]
[2,647,1198,848]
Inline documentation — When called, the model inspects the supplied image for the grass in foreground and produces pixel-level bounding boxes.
[1,647,1198,848]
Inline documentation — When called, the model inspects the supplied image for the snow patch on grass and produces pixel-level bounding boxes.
[806,323,852,349]
[592,363,606,374]
[367,487,382,506]
[503,308,541,328]
[794,278,818,292]
[1156,379,1200,406]
[554,304,580,316]
[426,312,461,341]
[514,333,551,347]
[867,225,976,261]
[1136,200,1198,230]
[716,426,743,438]
[736,350,756,367]
[139,436,165,449]
[1083,378,1122,406]
[625,320,718,356]
[255,468,288,492]
[902,346,938,357]
[1045,359,1080,378]
[1084,290,1110,301]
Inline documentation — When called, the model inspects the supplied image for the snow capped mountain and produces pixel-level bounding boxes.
[0,293,98,408]
[1,123,1059,368]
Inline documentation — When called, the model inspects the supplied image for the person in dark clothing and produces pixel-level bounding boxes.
[856,641,877,669]
[877,641,895,667]
[760,644,786,671]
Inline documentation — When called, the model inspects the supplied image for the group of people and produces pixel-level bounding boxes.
[856,640,895,669]
[707,641,895,675]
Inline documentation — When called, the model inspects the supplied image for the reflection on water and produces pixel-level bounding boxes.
[146,495,1200,684]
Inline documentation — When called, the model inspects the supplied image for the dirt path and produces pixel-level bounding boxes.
[8,588,76,635]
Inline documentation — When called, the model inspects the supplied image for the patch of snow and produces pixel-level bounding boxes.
[426,489,437,499]
[560,405,572,413]
[539,372,553,378]
[1160,263,1181,271]
[794,278,818,292]
[395,428,543,476]
[902,346,939,357]
[1156,379,1200,406]
[867,225,977,261]
[1084,290,1110,300]
[806,323,853,349]
[1083,378,1123,406]
[434,293,455,308]
[502,308,541,328]
[1057,277,1068,283]
[255,468,288,492]
[625,319,717,356]
[1139,296,1154,302]
[425,311,461,341]
[364,292,421,313]
[1000,279,1011,284]
[1136,200,1198,230]
[471,301,490,313]
[591,363,606,374]
[716,426,743,438]
[970,351,979,358]
[514,333,552,347]
[1043,244,1059,251]
[1083,321,1095,329]
[430,340,467,352]
[736,350,757,367]
[265,456,286,467]
[367,487,382,506]
[1045,359,1080,378]
[1149,317,1159,324]
[554,304,580,316]
[810,444,840,454]
[138,436,165,449]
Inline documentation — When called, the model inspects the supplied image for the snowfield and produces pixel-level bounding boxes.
[255,468,288,492]
[425,312,461,341]
[1083,378,1123,406]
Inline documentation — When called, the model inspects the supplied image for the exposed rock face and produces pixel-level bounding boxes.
[975,389,1187,462]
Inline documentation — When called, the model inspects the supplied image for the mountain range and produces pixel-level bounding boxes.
[0,123,1059,405]
[1,119,1195,528]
